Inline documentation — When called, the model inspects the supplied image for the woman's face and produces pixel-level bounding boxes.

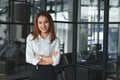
[38,16,50,34]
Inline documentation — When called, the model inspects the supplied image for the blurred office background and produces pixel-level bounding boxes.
[0,0,120,80]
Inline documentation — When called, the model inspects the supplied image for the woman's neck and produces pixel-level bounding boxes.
[40,32,49,39]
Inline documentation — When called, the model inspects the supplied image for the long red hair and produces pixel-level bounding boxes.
[32,11,56,43]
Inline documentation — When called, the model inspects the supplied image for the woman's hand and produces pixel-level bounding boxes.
[52,51,58,56]
[35,51,58,65]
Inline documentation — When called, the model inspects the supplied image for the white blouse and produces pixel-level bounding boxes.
[26,33,61,66]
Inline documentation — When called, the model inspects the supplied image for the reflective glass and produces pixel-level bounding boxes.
[109,0,120,22]
[0,0,9,22]
[77,23,104,64]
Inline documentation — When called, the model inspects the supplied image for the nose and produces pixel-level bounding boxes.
[41,22,45,26]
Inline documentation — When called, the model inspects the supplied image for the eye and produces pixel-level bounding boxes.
[45,21,49,24]
[38,21,42,24]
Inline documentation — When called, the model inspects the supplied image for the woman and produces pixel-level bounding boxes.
[26,11,61,80]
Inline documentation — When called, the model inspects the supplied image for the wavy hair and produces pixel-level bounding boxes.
[32,11,56,43]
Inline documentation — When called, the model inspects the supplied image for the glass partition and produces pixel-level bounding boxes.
[107,24,120,79]
[46,0,72,21]
[77,23,104,64]
[76,0,105,80]
[80,0,104,22]
[0,0,8,22]
[54,23,73,53]
[109,0,120,22]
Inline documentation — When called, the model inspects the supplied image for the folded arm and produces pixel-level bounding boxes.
[35,51,58,65]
